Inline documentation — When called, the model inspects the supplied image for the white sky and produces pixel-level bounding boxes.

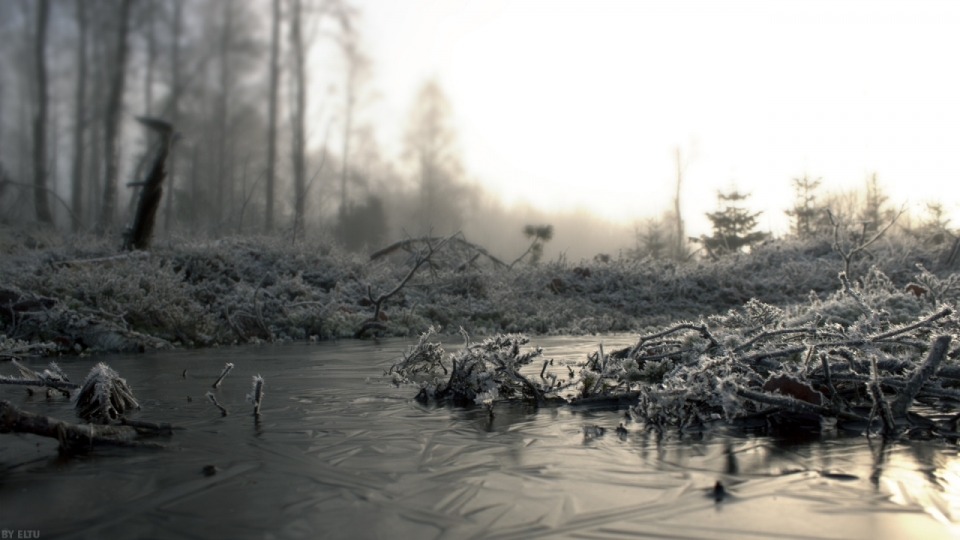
[344,0,960,236]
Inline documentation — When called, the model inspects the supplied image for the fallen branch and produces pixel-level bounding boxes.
[359,233,456,337]
[0,400,161,453]
[733,386,864,422]
[0,375,79,392]
[890,335,952,417]
[370,234,508,268]
[120,417,181,435]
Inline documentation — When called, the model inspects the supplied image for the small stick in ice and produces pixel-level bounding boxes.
[246,375,264,415]
[206,392,228,416]
[212,363,234,389]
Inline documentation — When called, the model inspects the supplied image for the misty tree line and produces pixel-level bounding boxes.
[0,0,475,249]
[632,170,956,261]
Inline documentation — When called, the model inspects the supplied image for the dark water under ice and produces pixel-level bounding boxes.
[1,336,959,539]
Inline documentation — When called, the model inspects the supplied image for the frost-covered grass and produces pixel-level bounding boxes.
[0,231,955,357]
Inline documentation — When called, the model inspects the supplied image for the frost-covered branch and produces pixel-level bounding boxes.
[73,363,140,423]
[247,375,264,415]
[212,362,234,389]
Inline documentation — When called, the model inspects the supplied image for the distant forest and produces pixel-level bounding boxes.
[0,0,954,262]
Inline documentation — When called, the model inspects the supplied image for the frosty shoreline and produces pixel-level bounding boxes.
[0,232,954,359]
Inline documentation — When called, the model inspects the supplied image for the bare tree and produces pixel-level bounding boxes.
[163,0,184,233]
[264,0,281,233]
[672,148,683,259]
[69,0,88,231]
[216,0,234,229]
[290,0,307,239]
[142,0,157,116]
[334,3,370,222]
[32,0,53,224]
[124,118,175,251]
[404,79,465,234]
[97,0,133,234]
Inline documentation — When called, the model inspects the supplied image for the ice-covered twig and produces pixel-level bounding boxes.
[253,275,275,341]
[628,323,719,357]
[819,352,837,398]
[890,335,951,418]
[740,346,807,366]
[733,327,816,353]
[866,357,897,435]
[871,307,952,341]
[206,392,228,416]
[246,375,264,415]
[212,362,234,389]
[0,375,79,392]
[733,385,864,422]
[839,271,875,318]
[636,348,694,362]
[2,359,78,394]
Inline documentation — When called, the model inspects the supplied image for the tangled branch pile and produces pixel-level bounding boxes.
[401,265,960,439]
[389,328,573,406]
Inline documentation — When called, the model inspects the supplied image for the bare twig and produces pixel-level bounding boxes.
[212,362,234,389]
[828,205,905,278]
[361,233,456,333]
[733,386,864,422]
[867,357,897,435]
[206,392,228,416]
[247,375,264,415]
[0,376,79,392]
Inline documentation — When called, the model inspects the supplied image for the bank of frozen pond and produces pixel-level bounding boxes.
[1,337,958,538]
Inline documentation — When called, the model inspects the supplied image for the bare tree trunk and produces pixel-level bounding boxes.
[124,118,174,251]
[97,0,133,234]
[163,0,183,234]
[216,1,233,229]
[143,0,156,116]
[70,0,89,232]
[290,0,306,239]
[340,66,354,221]
[673,147,684,259]
[265,0,280,233]
[190,144,199,227]
[32,0,53,224]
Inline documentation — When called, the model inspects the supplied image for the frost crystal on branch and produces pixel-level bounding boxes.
[246,375,264,415]
[73,363,140,423]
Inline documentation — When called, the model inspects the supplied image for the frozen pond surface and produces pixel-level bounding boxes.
[2,336,959,539]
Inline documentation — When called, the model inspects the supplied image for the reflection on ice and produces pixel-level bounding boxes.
[0,336,958,538]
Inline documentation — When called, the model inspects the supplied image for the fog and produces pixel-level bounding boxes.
[1,0,957,261]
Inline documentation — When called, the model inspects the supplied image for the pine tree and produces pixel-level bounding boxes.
[861,173,889,234]
[784,175,821,239]
[634,218,668,259]
[703,189,769,253]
